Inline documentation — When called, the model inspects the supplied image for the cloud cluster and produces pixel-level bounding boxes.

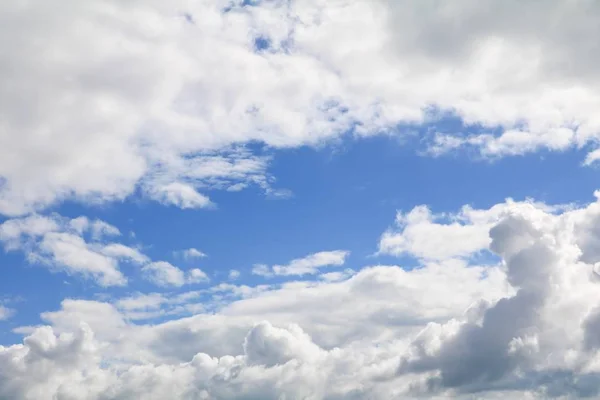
[7,193,600,397]
[0,214,207,287]
[5,0,600,398]
[3,0,600,215]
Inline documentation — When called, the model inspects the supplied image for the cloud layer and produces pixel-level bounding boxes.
[3,0,600,215]
[6,193,600,398]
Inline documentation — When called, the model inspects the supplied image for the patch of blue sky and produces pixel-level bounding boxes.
[1,114,599,344]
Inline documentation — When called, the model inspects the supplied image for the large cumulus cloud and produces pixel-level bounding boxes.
[4,193,600,397]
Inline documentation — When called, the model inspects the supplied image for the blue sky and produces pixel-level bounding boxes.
[1,126,597,343]
[4,1,600,399]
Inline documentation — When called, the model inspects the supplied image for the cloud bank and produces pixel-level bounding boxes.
[2,0,600,215]
[3,194,600,398]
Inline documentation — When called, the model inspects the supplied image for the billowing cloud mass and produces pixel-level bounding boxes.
[2,0,600,214]
[3,0,600,399]
[4,194,600,398]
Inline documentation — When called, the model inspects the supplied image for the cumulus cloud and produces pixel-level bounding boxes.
[1,254,510,399]
[0,214,201,287]
[147,182,214,209]
[0,214,146,286]
[252,250,350,277]
[8,193,600,397]
[378,199,565,261]
[142,261,209,287]
[6,0,600,398]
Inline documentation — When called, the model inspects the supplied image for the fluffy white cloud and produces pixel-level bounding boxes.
[6,0,600,398]
[100,243,149,265]
[177,248,207,260]
[147,182,214,209]
[8,193,600,397]
[379,205,491,261]
[142,261,209,287]
[187,268,210,284]
[0,214,146,286]
[0,214,221,288]
[378,200,565,261]
[252,250,350,277]
[3,0,600,215]
[35,232,129,287]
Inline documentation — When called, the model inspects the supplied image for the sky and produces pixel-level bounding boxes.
[3,0,600,399]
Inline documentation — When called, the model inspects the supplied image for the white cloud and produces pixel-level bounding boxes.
[0,214,60,249]
[0,214,151,286]
[319,268,355,282]
[100,243,149,265]
[187,268,209,283]
[8,193,600,397]
[148,182,213,209]
[6,1,600,397]
[252,250,350,277]
[379,205,491,261]
[67,217,121,239]
[142,261,186,287]
[177,247,207,260]
[35,232,127,287]
[228,269,241,280]
[0,256,510,399]
[2,1,600,214]
[378,200,565,261]
[115,291,203,321]
[142,261,208,287]
[0,305,14,321]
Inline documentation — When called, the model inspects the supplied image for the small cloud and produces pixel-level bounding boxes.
[142,261,187,287]
[187,268,209,284]
[251,264,272,277]
[175,248,207,260]
[228,269,241,280]
[0,305,15,321]
[148,182,213,210]
[253,250,350,278]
